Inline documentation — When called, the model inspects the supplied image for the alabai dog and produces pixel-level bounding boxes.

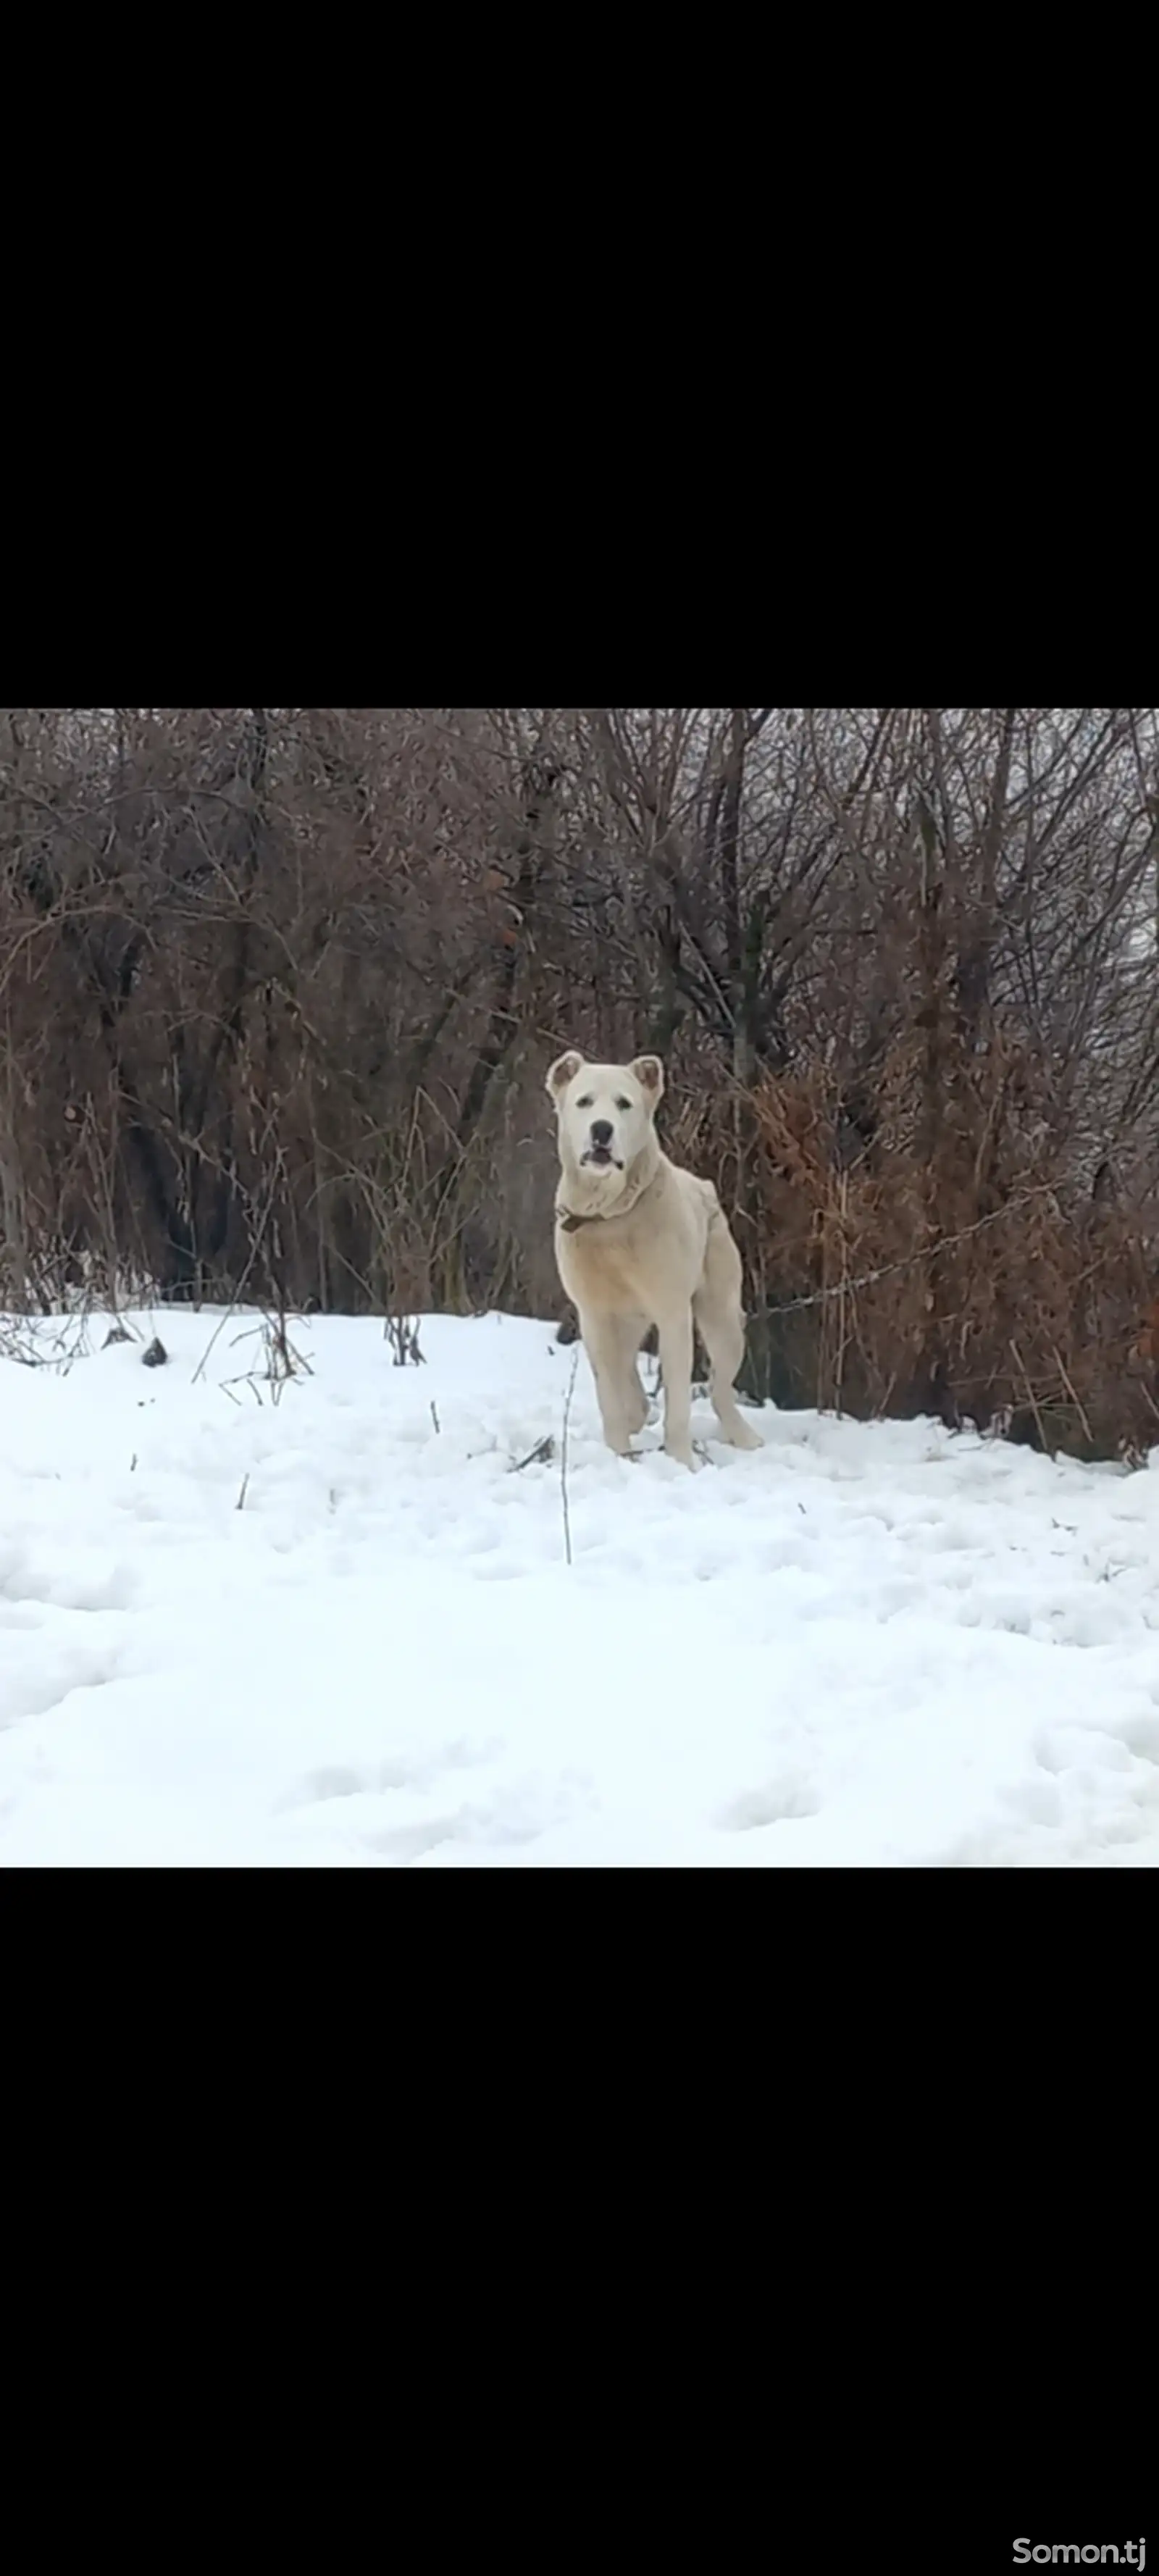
[547,1050,763,1470]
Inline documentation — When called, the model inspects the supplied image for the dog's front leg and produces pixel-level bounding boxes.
[582,1317,635,1457]
[656,1306,696,1469]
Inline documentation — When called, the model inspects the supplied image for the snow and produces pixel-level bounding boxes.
[3,1306,1159,1867]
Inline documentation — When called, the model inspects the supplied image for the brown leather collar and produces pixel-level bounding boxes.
[557,1207,601,1233]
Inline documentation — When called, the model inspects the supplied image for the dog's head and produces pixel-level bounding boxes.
[545,1050,664,1203]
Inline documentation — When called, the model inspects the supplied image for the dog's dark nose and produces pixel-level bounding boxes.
[590,1119,614,1147]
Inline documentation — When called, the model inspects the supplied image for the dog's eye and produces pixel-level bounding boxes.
[576,1095,593,1108]
[616,1097,632,1112]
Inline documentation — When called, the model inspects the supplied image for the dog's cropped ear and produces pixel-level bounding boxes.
[546,1050,584,1100]
[631,1054,664,1106]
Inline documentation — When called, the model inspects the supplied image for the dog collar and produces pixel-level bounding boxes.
[557,1167,658,1233]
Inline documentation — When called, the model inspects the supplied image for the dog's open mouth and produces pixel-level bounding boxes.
[582,1146,622,1169]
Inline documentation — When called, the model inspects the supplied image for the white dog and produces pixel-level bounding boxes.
[547,1049,763,1470]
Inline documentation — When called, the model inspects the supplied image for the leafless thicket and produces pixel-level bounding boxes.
[2,707,1158,1456]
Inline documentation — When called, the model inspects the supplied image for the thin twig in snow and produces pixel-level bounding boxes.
[512,1434,553,1473]
[561,1349,579,1566]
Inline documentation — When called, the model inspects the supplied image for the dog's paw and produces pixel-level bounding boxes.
[726,1419,763,1451]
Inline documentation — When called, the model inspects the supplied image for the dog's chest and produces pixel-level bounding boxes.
[556,1220,648,1305]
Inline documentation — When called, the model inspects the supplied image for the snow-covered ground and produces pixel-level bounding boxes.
[3,1306,1159,1867]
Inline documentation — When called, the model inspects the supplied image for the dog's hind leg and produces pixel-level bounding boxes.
[695,1217,763,1450]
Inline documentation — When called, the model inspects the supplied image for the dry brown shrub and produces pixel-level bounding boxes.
[666,1035,1159,1462]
